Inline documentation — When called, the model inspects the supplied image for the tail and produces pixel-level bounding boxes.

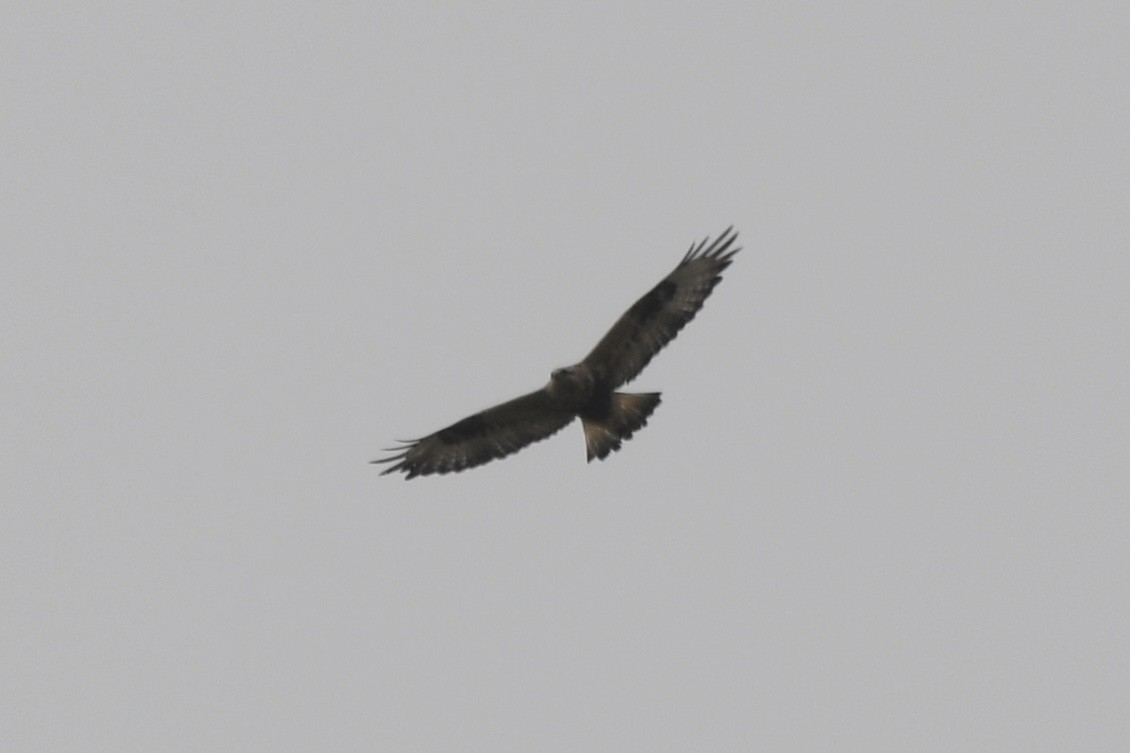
[581,392,662,462]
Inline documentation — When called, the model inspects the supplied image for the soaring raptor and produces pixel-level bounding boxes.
[375,227,740,478]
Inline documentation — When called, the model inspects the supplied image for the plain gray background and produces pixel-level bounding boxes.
[4,3,1127,751]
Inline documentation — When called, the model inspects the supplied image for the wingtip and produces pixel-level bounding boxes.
[683,226,740,263]
[375,460,415,477]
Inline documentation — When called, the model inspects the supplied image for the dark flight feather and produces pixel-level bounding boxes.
[375,390,575,478]
[582,226,739,388]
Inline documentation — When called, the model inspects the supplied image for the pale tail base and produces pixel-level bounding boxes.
[581,392,662,461]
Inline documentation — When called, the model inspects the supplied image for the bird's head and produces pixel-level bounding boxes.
[547,364,594,404]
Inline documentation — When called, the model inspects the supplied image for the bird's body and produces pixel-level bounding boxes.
[375,227,740,478]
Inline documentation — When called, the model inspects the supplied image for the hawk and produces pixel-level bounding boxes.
[375,227,740,478]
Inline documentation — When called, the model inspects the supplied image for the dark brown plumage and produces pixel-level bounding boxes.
[375,227,740,478]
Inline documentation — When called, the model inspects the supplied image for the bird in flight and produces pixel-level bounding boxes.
[375,227,740,478]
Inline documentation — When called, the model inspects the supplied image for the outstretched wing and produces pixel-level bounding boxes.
[583,227,740,388]
[374,389,576,479]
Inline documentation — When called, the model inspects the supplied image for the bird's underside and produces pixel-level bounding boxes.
[375,227,740,479]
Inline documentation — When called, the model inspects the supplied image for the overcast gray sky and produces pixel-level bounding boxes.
[4,3,1128,751]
